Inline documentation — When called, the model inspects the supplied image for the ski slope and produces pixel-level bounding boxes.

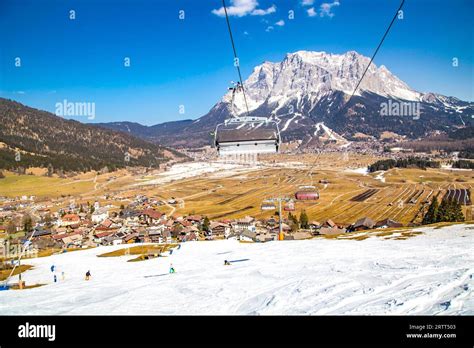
[0,224,473,315]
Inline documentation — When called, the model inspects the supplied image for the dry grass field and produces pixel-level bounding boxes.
[2,153,473,225]
[105,154,473,225]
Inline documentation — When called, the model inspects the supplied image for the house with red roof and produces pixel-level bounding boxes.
[58,214,81,227]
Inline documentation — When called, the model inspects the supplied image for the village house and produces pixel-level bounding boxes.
[52,231,83,247]
[239,230,257,242]
[120,208,140,222]
[289,231,313,240]
[269,223,291,235]
[102,235,123,246]
[33,237,62,250]
[233,216,256,233]
[180,229,198,242]
[209,221,231,239]
[161,230,172,244]
[256,231,277,242]
[318,219,347,235]
[58,213,80,227]
[30,227,52,239]
[93,230,116,244]
[139,209,166,225]
[148,229,162,243]
[264,217,278,228]
[375,219,403,229]
[351,217,376,231]
[186,215,202,226]
[123,232,140,244]
[91,208,109,224]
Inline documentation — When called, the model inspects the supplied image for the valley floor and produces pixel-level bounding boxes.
[0,224,472,315]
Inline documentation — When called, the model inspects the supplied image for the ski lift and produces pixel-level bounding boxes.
[214,82,281,156]
[283,200,295,211]
[261,200,276,211]
[295,185,319,201]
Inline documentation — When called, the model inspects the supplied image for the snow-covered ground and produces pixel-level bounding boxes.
[135,162,257,185]
[345,167,369,175]
[441,164,472,171]
[374,171,386,183]
[1,224,472,315]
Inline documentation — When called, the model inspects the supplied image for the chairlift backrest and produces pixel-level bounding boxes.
[215,116,281,156]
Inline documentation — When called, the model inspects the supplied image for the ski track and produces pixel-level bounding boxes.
[0,224,473,315]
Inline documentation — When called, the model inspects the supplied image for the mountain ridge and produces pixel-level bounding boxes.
[96,50,473,148]
[0,98,185,172]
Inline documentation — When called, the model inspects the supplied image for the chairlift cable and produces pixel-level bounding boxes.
[305,0,405,179]
[345,0,405,109]
[222,0,250,116]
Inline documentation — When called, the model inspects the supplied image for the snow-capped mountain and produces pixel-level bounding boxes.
[98,50,473,147]
[193,50,473,144]
[225,50,422,116]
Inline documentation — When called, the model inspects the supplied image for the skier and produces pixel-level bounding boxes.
[224,260,231,266]
[169,263,175,274]
[53,274,57,283]
[85,270,91,281]
[61,271,65,281]
[177,244,181,250]
[50,265,55,273]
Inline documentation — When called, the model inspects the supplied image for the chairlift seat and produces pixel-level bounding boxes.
[261,203,276,211]
[215,117,280,155]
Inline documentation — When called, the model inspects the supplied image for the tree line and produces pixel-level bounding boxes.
[452,160,474,169]
[368,157,441,172]
[288,210,309,230]
[422,195,464,225]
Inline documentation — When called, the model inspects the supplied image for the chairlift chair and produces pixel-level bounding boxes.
[215,117,281,155]
[283,200,295,211]
[214,82,281,156]
[260,200,276,211]
[295,184,319,201]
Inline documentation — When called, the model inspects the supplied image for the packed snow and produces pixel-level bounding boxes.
[345,167,369,175]
[313,122,347,143]
[1,224,472,315]
[135,162,259,185]
[374,171,386,183]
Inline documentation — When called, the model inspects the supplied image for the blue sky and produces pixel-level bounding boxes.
[0,0,472,125]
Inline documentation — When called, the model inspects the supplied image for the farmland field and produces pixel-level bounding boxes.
[76,154,474,225]
[3,154,473,225]
[444,189,472,206]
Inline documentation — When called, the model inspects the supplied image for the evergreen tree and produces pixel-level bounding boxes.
[422,197,439,225]
[452,199,465,222]
[299,210,309,229]
[43,214,53,227]
[435,197,465,223]
[202,216,210,231]
[22,214,33,232]
[445,199,456,222]
[436,199,448,222]
[288,212,299,231]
